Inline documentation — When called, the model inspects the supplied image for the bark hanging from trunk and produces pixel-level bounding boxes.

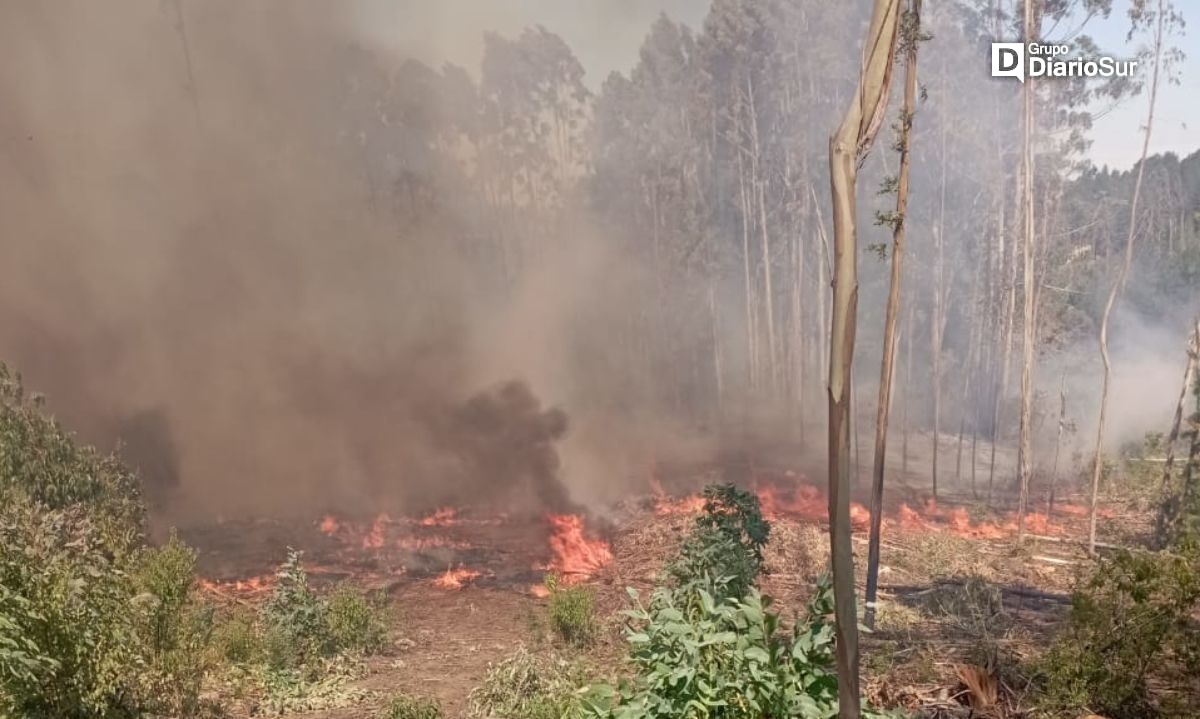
[826,0,901,714]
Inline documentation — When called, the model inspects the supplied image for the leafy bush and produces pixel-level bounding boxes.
[0,497,140,717]
[1037,548,1200,717]
[468,645,584,719]
[0,363,221,717]
[131,532,216,716]
[581,578,843,718]
[545,574,597,647]
[0,364,143,546]
[325,583,388,655]
[382,693,443,719]
[259,550,389,669]
[212,608,261,665]
[261,548,329,668]
[669,483,770,600]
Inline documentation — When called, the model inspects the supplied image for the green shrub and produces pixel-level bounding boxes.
[382,693,442,719]
[581,578,845,719]
[1037,548,1200,718]
[325,583,388,655]
[0,364,143,546]
[669,483,771,600]
[545,575,597,647]
[256,654,370,715]
[211,608,261,665]
[0,498,139,717]
[468,645,583,719]
[261,548,328,667]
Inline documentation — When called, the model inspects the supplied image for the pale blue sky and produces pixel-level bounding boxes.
[356,0,1196,171]
[1081,0,1197,169]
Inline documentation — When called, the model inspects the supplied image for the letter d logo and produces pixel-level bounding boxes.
[991,42,1025,82]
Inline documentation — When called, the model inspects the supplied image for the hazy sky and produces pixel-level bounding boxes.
[353,0,1195,171]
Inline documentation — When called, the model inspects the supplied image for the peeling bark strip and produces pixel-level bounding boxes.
[826,0,901,715]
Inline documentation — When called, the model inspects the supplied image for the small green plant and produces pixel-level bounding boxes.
[211,608,261,665]
[261,548,328,667]
[325,583,388,655]
[1037,548,1200,717]
[668,483,770,600]
[382,693,442,719]
[544,574,596,647]
[467,645,583,719]
[582,578,844,718]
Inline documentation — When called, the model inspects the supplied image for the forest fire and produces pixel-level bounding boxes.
[198,575,274,598]
[545,513,613,579]
[432,565,481,589]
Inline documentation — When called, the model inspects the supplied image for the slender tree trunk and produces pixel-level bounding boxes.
[930,61,948,500]
[1154,318,1199,546]
[750,78,778,391]
[1089,1,1166,553]
[865,0,921,630]
[956,271,981,494]
[739,150,758,390]
[826,0,901,712]
[1015,0,1038,542]
[902,301,914,477]
[989,173,1016,506]
[1047,374,1066,516]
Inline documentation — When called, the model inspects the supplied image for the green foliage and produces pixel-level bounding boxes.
[325,583,388,656]
[0,363,143,546]
[582,578,844,718]
[260,551,389,669]
[261,549,329,668]
[131,532,216,717]
[1037,548,1200,717]
[255,654,371,715]
[382,693,443,719]
[545,574,597,647]
[468,645,584,719]
[669,483,770,601]
[0,496,139,717]
[211,608,261,665]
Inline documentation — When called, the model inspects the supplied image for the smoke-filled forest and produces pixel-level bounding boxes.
[2,0,1198,717]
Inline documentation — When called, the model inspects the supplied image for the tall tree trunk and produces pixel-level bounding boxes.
[1089,0,1167,553]
[902,301,914,477]
[1046,373,1067,516]
[1015,0,1037,542]
[865,0,921,630]
[989,172,1016,506]
[749,77,778,391]
[826,0,901,713]
[739,150,759,391]
[1154,318,1199,547]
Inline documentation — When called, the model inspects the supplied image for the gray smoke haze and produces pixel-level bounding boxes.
[3,0,1195,527]
[0,1,687,523]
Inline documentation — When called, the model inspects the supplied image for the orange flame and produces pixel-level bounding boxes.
[546,514,613,579]
[318,515,341,536]
[361,513,389,549]
[654,494,707,516]
[198,575,274,597]
[419,507,459,527]
[432,566,480,589]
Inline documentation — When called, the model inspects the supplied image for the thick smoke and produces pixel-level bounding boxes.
[0,1,664,523]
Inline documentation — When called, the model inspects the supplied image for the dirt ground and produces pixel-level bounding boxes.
[203,430,1138,718]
